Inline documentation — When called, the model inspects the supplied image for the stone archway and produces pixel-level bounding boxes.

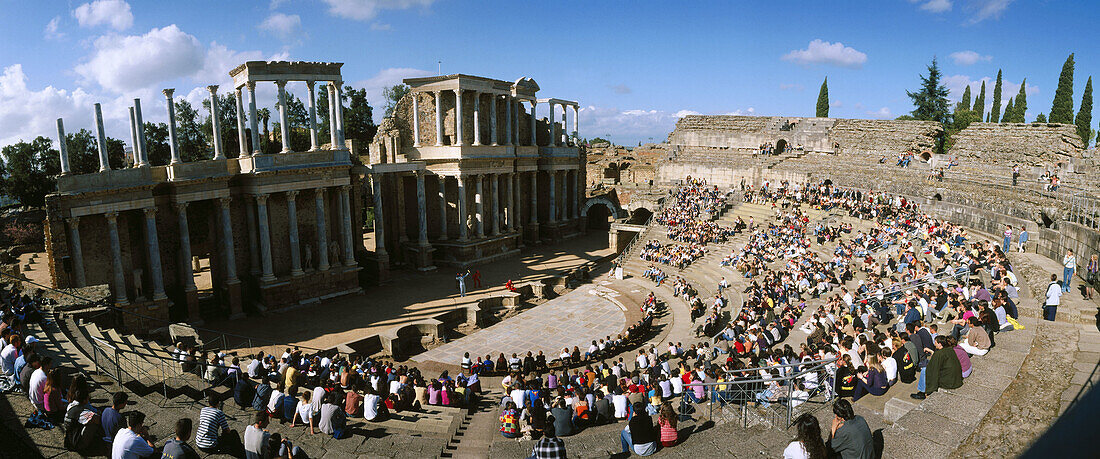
[581,195,626,220]
[586,203,613,230]
[776,139,789,154]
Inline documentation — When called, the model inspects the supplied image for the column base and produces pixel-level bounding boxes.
[376,252,391,285]
[291,269,305,277]
[184,288,201,324]
[407,242,436,271]
[524,223,541,245]
[225,280,244,319]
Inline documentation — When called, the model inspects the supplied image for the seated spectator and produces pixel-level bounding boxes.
[244,412,270,459]
[959,317,991,356]
[344,383,363,418]
[785,413,827,459]
[291,390,316,434]
[500,401,519,438]
[102,391,129,441]
[263,433,306,459]
[658,402,678,447]
[62,386,101,454]
[550,398,576,437]
[252,375,272,412]
[620,401,658,456]
[111,411,155,459]
[530,424,566,459]
[851,355,888,402]
[196,394,242,456]
[911,336,963,400]
[827,400,872,458]
[161,418,200,459]
[42,368,65,424]
[317,392,348,439]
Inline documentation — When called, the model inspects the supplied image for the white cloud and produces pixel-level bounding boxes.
[782,39,867,69]
[944,74,1038,104]
[969,0,1013,23]
[75,25,205,93]
[673,110,701,118]
[949,50,991,66]
[910,0,952,13]
[259,13,302,42]
[830,100,843,108]
[866,107,892,118]
[0,64,99,147]
[611,84,632,94]
[353,67,433,123]
[779,83,804,91]
[269,0,288,9]
[44,17,65,40]
[578,106,750,144]
[320,0,435,21]
[73,0,133,31]
[370,22,392,31]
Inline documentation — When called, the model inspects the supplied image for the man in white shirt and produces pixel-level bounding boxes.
[112,411,155,459]
[1044,274,1062,321]
[28,357,51,412]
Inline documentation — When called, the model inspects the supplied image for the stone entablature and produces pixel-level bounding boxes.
[948,122,1084,166]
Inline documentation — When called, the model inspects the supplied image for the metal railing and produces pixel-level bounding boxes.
[678,357,837,429]
[613,189,675,266]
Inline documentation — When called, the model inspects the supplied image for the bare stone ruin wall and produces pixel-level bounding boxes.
[948,122,1084,167]
[828,119,942,156]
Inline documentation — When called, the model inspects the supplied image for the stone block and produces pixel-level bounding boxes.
[883,396,918,423]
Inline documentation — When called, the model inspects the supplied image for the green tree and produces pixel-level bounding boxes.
[1035,113,1047,122]
[174,99,209,162]
[1006,79,1028,123]
[1002,98,1014,124]
[0,137,59,207]
[65,129,126,173]
[1075,76,1093,146]
[1050,53,1076,123]
[316,89,331,142]
[201,93,240,156]
[815,77,829,117]
[906,57,951,123]
[951,109,981,132]
[974,81,986,121]
[383,84,409,118]
[343,85,377,146]
[990,70,1003,123]
[143,122,171,166]
[956,85,972,112]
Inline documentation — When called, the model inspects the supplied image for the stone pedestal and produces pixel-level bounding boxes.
[375,253,391,285]
[226,280,244,320]
[524,222,541,245]
[184,289,202,326]
[408,243,436,272]
[429,233,521,268]
[255,267,361,312]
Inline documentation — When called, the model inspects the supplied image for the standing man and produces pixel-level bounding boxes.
[1018,227,1029,253]
[1012,163,1020,186]
[456,270,469,297]
[1063,250,1077,293]
[1045,274,1062,321]
[1002,226,1012,254]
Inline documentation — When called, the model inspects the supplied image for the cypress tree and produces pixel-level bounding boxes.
[1036,113,1047,122]
[990,70,1003,123]
[816,77,830,117]
[1049,53,1076,123]
[1075,76,1093,145]
[1010,79,1028,123]
[974,81,987,120]
[1002,98,1014,124]
[956,85,972,112]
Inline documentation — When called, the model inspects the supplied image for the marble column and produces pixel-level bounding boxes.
[255,194,275,282]
[456,175,469,241]
[328,85,338,148]
[573,105,580,142]
[142,207,166,300]
[372,174,388,258]
[56,119,70,174]
[65,217,85,287]
[286,191,303,276]
[474,174,485,238]
[502,96,511,146]
[529,101,538,147]
[434,91,443,146]
[247,82,261,155]
[333,82,346,150]
[276,81,291,153]
[561,104,568,145]
[529,172,538,224]
[306,81,319,151]
[218,198,238,283]
[570,170,579,219]
[315,188,330,271]
[548,170,557,223]
[208,85,224,160]
[489,173,499,236]
[416,173,429,245]
[105,212,128,305]
[164,89,181,164]
[513,172,523,233]
[94,103,109,172]
[454,89,465,146]
[128,107,140,166]
[134,99,148,166]
[412,93,421,147]
[490,94,498,146]
[395,176,408,242]
[506,172,515,232]
[235,88,248,158]
[437,175,448,240]
[340,185,355,266]
[174,203,196,291]
[471,91,481,146]
[246,200,261,276]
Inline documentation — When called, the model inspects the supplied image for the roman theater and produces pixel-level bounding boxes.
[2,59,1098,458]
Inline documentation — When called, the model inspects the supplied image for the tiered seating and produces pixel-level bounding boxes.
[829,119,941,156]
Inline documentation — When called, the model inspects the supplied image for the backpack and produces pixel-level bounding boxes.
[63,405,96,452]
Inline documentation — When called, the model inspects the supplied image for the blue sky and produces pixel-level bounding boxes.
[0,0,1097,146]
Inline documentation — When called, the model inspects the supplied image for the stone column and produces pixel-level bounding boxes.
[276,81,291,153]
[134,98,148,166]
[142,207,166,300]
[255,194,275,282]
[561,104,568,145]
[328,85,338,148]
[506,172,515,231]
[341,185,355,266]
[218,198,238,283]
[94,103,109,172]
[548,104,556,147]
[128,107,140,166]
[573,105,580,142]
[306,81,319,151]
[529,101,538,147]
[235,88,249,158]
[513,172,523,233]
[164,89,181,164]
[471,91,481,146]
[65,217,85,287]
[315,188,330,271]
[489,173,499,236]
[437,175,448,240]
[395,176,408,242]
[284,191,303,276]
[247,82,261,155]
[372,174,388,258]
[434,91,443,146]
[333,81,346,149]
[246,200,261,276]
[456,175,468,241]
[490,94,498,146]
[173,203,196,291]
[503,96,511,146]
[529,171,538,224]
[412,92,421,147]
[105,212,128,305]
[474,174,485,238]
[454,89,464,146]
[570,170,579,219]
[548,170,557,223]
[416,172,429,245]
[56,119,71,175]
[208,85,224,160]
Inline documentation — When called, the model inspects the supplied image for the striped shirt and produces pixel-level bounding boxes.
[195,406,228,449]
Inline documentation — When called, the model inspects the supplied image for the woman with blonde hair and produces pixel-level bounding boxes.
[852,354,888,402]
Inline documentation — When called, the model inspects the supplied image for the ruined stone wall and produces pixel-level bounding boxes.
[391,92,534,154]
[667,115,770,148]
[828,119,942,156]
[948,122,1083,167]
